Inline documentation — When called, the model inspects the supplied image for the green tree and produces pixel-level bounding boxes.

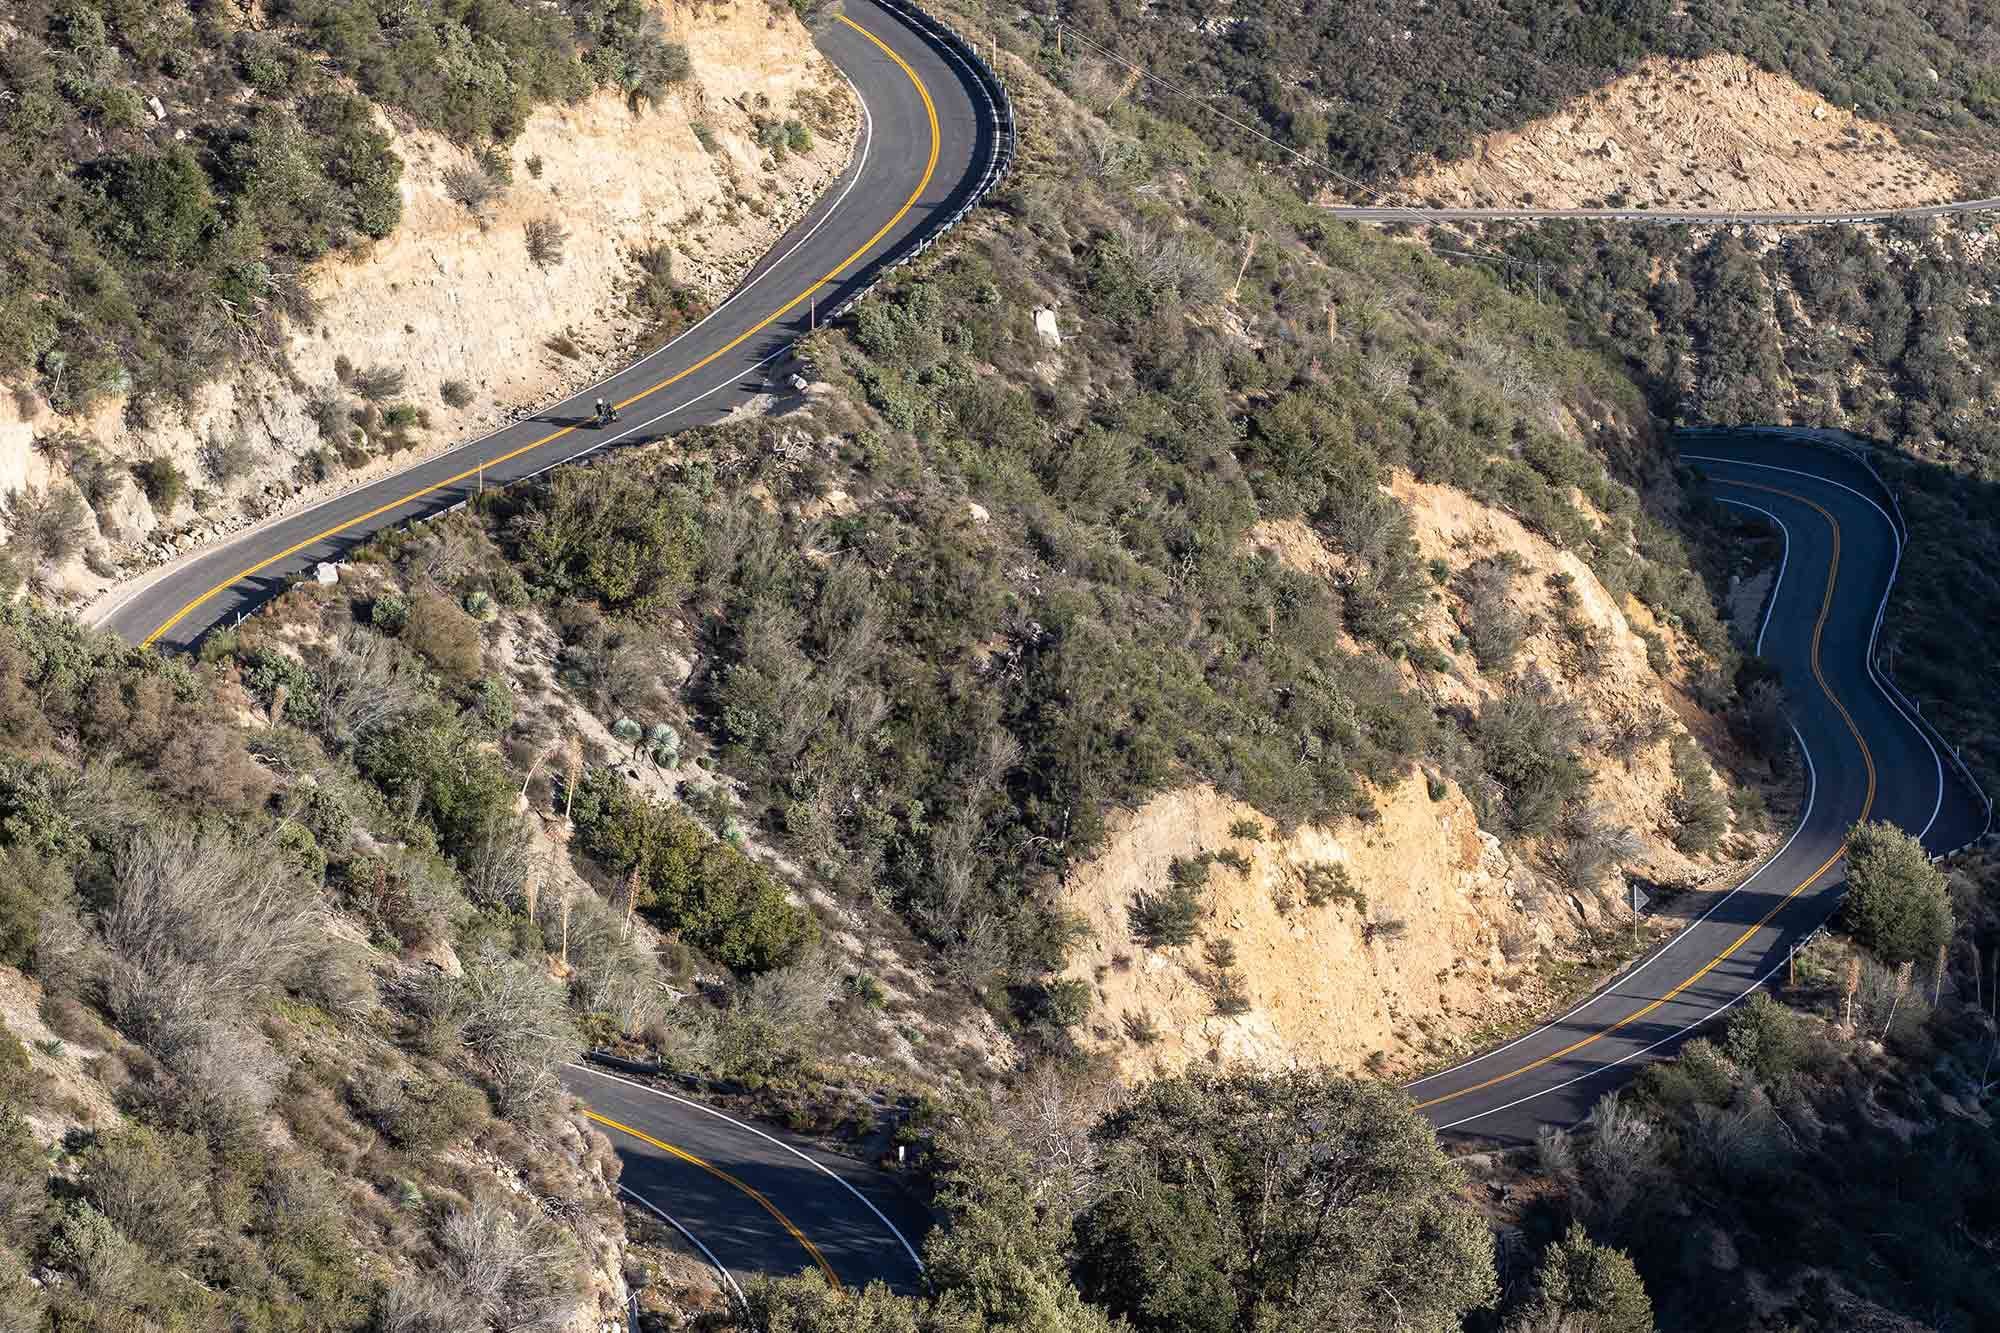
[102,149,217,265]
[1509,1223,1654,1333]
[1073,1069,1496,1333]
[569,770,814,971]
[740,1117,1118,1331]
[742,1274,924,1333]
[1840,820,1951,965]
[509,466,700,612]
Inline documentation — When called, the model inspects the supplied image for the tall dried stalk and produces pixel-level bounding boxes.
[561,734,582,824]
[1882,960,1913,1042]
[1842,956,1861,1036]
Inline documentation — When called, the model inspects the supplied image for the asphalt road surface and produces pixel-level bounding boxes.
[91,0,988,1302]
[1325,198,2000,226]
[91,0,996,652]
[562,1063,932,1297]
[91,0,1995,1285]
[1406,432,1989,1143]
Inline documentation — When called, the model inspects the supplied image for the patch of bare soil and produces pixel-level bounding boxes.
[1398,53,1959,212]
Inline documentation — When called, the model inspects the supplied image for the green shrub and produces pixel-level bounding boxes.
[352,1073,488,1152]
[0,1025,33,1106]
[1840,820,1952,965]
[0,485,88,567]
[1129,881,1203,948]
[1473,674,1590,839]
[1515,1223,1654,1333]
[1454,557,1527,672]
[350,365,406,403]
[524,217,567,269]
[508,463,700,612]
[356,704,515,859]
[1666,736,1728,854]
[439,379,474,409]
[129,457,185,512]
[1302,862,1366,912]
[101,149,216,266]
[401,590,483,680]
[370,593,409,633]
[569,769,815,972]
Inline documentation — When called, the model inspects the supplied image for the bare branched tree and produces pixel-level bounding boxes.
[463,814,535,911]
[1549,802,1644,892]
[437,1198,582,1333]
[1001,1060,1117,1212]
[316,629,426,745]
[101,825,321,1056]
[458,945,578,1115]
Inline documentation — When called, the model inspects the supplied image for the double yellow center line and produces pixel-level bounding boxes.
[140,15,942,648]
[586,1110,839,1288]
[1416,481,1874,1111]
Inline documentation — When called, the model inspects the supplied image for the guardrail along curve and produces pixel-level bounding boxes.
[1685,425,1995,852]
[827,0,1016,321]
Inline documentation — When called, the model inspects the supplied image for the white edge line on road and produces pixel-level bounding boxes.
[1434,721,1821,1132]
[567,1063,928,1276]
[617,1183,748,1312]
[1687,453,1946,841]
[1405,711,1821,1092]
[1713,498,1789,657]
[85,50,879,636]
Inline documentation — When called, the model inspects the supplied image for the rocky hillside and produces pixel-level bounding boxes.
[0,600,642,1333]
[0,0,855,610]
[179,0,1786,1128]
[1454,210,2000,796]
[1397,53,1959,213]
[1058,473,1784,1081]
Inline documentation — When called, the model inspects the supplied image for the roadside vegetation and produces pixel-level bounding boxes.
[1513,830,2000,1331]
[9,2,2000,1331]
[0,600,636,1333]
[1043,0,2000,187]
[1471,216,2000,789]
[406,0,1754,1080]
[0,0,697,417]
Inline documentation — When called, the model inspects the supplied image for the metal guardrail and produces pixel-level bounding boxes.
[826,0,1017,321]
[1689,425,1996,854]
[240,1,1021,640]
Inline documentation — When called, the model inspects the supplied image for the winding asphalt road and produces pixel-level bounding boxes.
[1406,431,1989,1143]
[91,0,983,1304]
[562,1063,932,1298]
[91,0,1997,1289]
[1325,199,2000,226]
[90,0,995,653]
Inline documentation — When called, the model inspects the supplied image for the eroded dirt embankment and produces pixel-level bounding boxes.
[1397,53,1958,213]
[1062,477,1781,1082]
[3,0,856,606]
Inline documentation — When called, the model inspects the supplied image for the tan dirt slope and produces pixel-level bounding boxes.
[1063,476,1768,1083]
[2,0,856,606]
[1400,53,1958,212]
